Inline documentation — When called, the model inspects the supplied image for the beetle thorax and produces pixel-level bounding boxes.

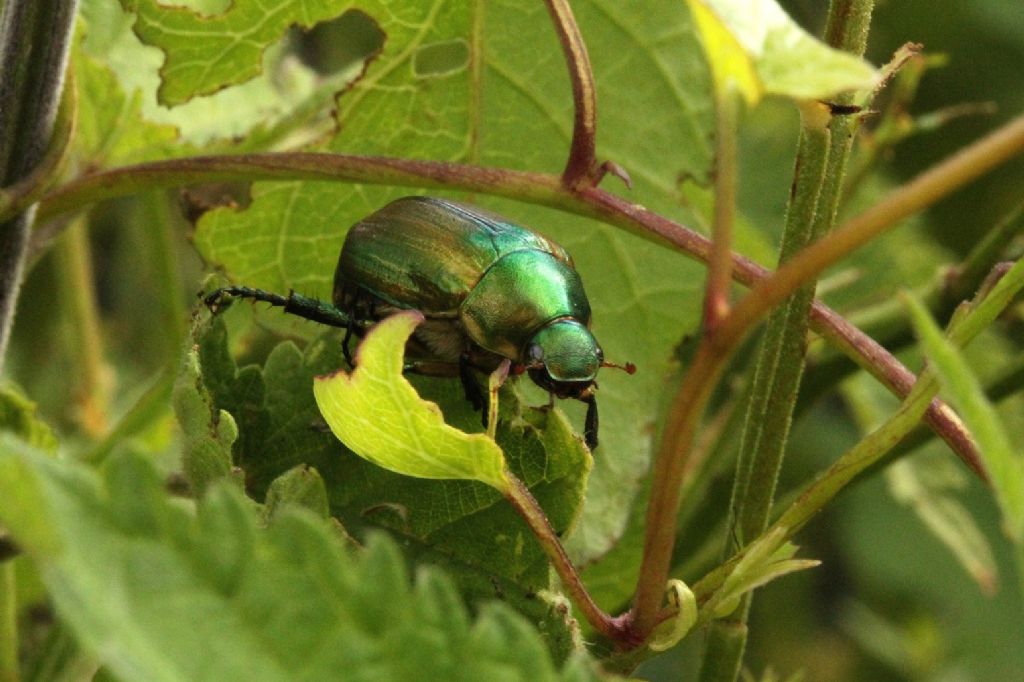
[459,250,592,361]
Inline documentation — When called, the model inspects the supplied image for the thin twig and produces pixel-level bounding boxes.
[544,0,599,187]
[808,305,983,478]
[578,187,985,477]
[703,91,740,331]
[503,474,629,643]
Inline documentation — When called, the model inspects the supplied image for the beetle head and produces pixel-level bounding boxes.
[525,319,602,398]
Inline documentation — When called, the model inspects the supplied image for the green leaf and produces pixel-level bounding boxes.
[905,291,1024,542]
[887,456,999,593]
[119,0,352,106]
[0,438,62,558]
[172,335,237,495]
[648,580,698,652]
[711,528,820,618]
[72,48,184,166]
[0,445,606,681]
[685,0,877,102]
[685,0,760,104]
[0,384,57,452]
[314,311,509,491]
[263,465,330,521]
[79,0,337,149]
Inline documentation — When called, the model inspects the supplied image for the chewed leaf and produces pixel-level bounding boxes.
[313,311,510,492]
[686,0,878,102]
[122,0,356,106]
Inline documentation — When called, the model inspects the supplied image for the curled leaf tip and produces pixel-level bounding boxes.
[648,580,697,652]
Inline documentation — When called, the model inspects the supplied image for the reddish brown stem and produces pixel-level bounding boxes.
[502,474,629,643]
[703,91,741,333]
[544,0,599,187]
[35,153,984,475]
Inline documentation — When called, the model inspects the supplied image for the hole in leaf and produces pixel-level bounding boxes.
[293,9,385,76]
[412,40,469,78]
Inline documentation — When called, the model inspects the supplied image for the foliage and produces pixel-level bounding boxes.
[0,0,1022,680]
[0,441,603,681]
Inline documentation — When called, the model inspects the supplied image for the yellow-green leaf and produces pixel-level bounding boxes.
[313,311,510,492]
[686,0,759,104]
[686,0,878,103]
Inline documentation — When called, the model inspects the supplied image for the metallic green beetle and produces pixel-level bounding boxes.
[207,196,624,449]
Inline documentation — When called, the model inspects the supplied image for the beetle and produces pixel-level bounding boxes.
[206,196,631,450]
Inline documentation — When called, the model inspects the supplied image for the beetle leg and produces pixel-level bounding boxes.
[340,292,374,367]
[582,394,598,450]
[400,359,458,376]
[486,359,511,440]
[342,322,355,367]
[459,352,488,424]
[204,286,351,328]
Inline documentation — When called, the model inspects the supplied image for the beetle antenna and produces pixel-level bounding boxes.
[601,360,636,375]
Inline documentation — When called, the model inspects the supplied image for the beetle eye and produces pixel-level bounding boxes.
[596,346,604,363]
[528,343,544,363]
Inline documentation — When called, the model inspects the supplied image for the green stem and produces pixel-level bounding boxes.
[818,352,1023,490]
[730,105,832,549]
[822,0,875,60]
[691,257,1024,620]
[55,215,111,438]
[951,201,1024,300]
[138,194,188,359]
[723,112,1024,350]
[701,101,832,682]
[0,0,80,372]
[807,304,981,478]
[0,72,76,223]
[0,562,15,682]
[777,374,937,541]
[697,620,746,682]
